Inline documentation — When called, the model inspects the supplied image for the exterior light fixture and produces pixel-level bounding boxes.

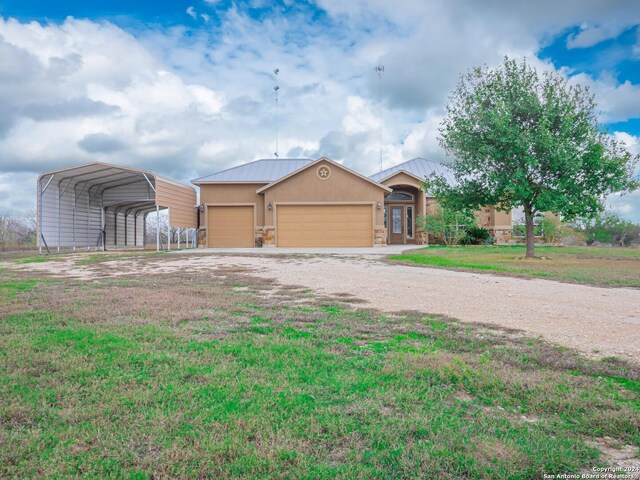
[268,202,273,211]
[376,201,381,210]
[198,204,204,212]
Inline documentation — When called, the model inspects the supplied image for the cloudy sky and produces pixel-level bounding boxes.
[0,0,639,220]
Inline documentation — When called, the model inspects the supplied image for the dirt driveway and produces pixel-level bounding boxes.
[9,252,640,362]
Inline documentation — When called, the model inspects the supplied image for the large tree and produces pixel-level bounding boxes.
[432,57,638,257]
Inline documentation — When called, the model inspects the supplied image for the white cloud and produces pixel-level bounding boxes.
[0,2,639,221]
[606,132,640,221]
[566,22,632,49]
[568,73,640,124]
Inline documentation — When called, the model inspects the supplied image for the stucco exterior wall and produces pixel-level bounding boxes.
[380,171,424,190]
[262,160,386,227]
[475,206,512,230]
[380,171,427,219]
[199,183,267,226]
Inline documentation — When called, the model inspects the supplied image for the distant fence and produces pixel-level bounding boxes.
[0,242,37,254]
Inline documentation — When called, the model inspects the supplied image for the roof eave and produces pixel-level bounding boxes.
[376,169,426,185]
[191,180,270,186]
[256,157,392,194]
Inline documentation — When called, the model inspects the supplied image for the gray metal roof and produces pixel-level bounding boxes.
[369,157,454,184]
[192,158,314,184]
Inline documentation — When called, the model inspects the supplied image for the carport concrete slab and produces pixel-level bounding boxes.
[175,245,420,255]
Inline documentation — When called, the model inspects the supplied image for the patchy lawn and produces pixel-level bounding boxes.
[0,255,639,478]
[389,245,640,288]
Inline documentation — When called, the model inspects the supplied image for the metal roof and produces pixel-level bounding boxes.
[192,158,314,184]
[37,161,194,192]
[37,162,197,253]
[369,157,455,184]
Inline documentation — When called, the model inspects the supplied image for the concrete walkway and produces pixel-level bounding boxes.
[175,245,417,255]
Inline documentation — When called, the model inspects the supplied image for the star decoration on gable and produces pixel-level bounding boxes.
[315,164,332,180]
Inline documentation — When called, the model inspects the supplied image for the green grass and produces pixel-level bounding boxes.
[390,245,640,287]
[73,252,151,265]
[17,256,51,264]
[0,266,638,478]
[0,279,45,299]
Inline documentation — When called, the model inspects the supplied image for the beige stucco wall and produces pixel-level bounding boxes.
[199,183,267,226]
[380,171,424,190]
[262,160,387,226]
[475,206,512,230]
[380,172,427,218]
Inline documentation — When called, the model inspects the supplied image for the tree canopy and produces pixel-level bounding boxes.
[431,57,638,256]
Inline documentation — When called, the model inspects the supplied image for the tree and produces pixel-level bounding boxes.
[432,57,639,257]
[416,205,476,245]
[0,213,36,252]
[583,212,640,247]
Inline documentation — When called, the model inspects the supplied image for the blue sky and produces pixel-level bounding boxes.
[540,24,640,135]
[0,0,639,219]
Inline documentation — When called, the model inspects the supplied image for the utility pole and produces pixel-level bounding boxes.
[375,64,384,172]
[274,68,280,158]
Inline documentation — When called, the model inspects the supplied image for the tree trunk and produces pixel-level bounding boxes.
[524,208,535,258]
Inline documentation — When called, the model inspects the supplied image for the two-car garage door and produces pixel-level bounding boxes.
[277,204,372,247]
[208,204,373,247]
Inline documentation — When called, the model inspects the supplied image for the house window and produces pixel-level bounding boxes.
[384,207,388,228]
[406,206,413,238]
[386,191,414,202]
[392,208,402,234]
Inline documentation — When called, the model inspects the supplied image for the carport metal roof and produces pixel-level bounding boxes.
[37,162,197,253]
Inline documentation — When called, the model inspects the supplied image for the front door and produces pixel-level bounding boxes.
[389,206,404,244]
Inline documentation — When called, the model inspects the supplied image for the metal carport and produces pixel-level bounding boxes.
[37,162,197,253]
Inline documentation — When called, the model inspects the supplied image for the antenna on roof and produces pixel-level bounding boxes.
[273,68,280,158]
[375,64,384,172]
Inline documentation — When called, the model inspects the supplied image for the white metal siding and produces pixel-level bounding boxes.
[39,179,103,250]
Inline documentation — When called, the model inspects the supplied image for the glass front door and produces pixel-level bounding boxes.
[389,206,404,244]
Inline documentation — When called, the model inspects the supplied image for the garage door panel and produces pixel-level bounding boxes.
[277,205,372,247]
[208,206,254,248]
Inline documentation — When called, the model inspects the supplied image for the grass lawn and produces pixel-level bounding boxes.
[389,245,640,288]
[0,255,639,478]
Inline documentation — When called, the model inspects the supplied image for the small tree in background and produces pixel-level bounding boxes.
[432,57,638,257]
[417,205,476,245]
[582,212,640,246]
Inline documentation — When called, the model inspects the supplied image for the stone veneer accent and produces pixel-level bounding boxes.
[415,230,428,245]
[374,227,387,246]
[491,229,512,244]
[258,226,276,247]
[197,228,207,247]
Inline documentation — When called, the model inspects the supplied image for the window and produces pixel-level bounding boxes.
[384,207,388,228]
[406,206,413,238]
[392,208,402,234]
[386,191,414,202]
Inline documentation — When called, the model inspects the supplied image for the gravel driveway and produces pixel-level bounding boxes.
[10,252,640,362]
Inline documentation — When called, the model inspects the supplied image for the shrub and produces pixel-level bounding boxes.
[540,217,586,245]
[540,217,560,243]
[461,226,493,245]
[417,206,476,246]
[582,213,640,247]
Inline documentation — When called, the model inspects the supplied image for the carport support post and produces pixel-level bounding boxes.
[167,209,171,251]
[72,189,77,253]
[100,201,105,252]
[156,205,160,252]
[57,183,61,253]
[177,228,181,250]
